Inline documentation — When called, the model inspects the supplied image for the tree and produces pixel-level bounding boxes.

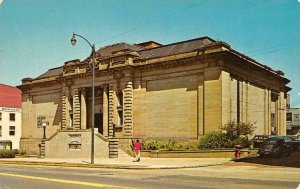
[198,121,256,149]
[220,120,256,148]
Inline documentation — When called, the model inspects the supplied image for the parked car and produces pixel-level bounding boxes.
[259,137,291,157]
[278,136,300,151]
[251,135,275,148]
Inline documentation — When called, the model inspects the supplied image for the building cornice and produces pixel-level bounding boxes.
[19,42,290,92]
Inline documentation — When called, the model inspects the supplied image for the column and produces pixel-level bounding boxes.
[108,84,115,138]
[123,81,133,137]
[264,88,269,134]
[278,92,286,135]
[241,81,248,123]
[61,87,69,130]
[102,85,108,137]
[80,88,87,130]
[73,88,81,130]
[197,74,204,137]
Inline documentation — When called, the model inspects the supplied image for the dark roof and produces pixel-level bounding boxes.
[33,37,217,80]
[139,36,216,59]
[36,67,63,79]
[136,41,162,46]
[96,42,142,57]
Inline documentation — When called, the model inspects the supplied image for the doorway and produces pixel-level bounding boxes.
[95,113,103,134]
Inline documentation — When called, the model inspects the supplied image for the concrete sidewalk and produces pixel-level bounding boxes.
[0,157,231,169]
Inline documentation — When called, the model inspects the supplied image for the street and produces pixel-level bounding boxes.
[0,163,299,189]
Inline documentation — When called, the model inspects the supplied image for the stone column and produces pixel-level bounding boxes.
[264,88,269,134]
[108,84,115,138]
[241,81,248,123]
[73,88,81,130]
[278,92,286,135]
[197,74,204,137]
[80,88,87,130]
[123,81,133,137]
[103,85,109,137]
[203,68,223,133]
[61,87,69,130]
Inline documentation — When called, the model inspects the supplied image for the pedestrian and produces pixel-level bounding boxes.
[234,144,242,159]
[134,139,142,162]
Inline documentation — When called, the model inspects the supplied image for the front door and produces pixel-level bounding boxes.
[95,113,103,134]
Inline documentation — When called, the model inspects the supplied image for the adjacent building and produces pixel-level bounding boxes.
[18,36,290,158]
[0,84,22,150]
[286,108,300,135]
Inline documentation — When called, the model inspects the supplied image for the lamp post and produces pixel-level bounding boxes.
[42,122,47,139]
[71,33,96,164]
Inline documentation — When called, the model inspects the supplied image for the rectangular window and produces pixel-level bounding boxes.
[0,112,2,121]
[294,114,300,125]
[0,126,2,137]
[9,126,15,136]
[9,113,15,121]
[286,113,292,121]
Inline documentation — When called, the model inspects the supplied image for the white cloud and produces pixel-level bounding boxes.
[0,0,3,5]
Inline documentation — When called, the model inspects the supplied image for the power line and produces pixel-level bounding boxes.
[25,3,201,74]
[23,3,299,79]
[246,41,300,54]
[252,44,300,57]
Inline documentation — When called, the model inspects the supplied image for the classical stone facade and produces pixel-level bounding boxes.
[18,36,290,158]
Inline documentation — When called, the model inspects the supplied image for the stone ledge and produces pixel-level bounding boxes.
[141,150,252,158]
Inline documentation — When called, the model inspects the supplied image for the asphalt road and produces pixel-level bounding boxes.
[0,163,299,189]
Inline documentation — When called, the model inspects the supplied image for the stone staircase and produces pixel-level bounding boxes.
[108,138,132,158]
[118,148,132,158]
[109,138,119,158]
[40,139,46,158]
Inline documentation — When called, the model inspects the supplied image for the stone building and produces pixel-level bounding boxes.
[286,108,300,135]
[18,36,290,158]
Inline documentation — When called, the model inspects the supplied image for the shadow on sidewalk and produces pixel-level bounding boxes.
[233,151,300,168]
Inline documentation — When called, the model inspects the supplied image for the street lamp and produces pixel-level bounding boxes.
[71,33,96,164]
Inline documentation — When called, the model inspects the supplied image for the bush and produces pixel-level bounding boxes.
[142,139,199,151]
[0,150,15,158]
[198,131,228,149]
[220,120,256,148]
[13,149,20,155]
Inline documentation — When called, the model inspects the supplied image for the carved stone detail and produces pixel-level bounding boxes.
[61,88,68,129]
[73,88,81,129]
[123,81,133,137]
[108,84,115,138]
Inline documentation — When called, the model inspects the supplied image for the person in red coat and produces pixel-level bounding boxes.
[134,139,142,162]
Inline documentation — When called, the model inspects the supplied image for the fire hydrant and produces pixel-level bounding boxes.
[234,145,242,159]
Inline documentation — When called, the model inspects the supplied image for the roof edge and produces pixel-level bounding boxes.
[139,36,216,52]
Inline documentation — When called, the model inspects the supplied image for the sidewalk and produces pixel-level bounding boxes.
[0,156,231,169]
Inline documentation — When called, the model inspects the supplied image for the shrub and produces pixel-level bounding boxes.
[13,149,20,155]
[0,150,15,158]
[198,131,228,149]
[220,120,256,148]
[142,139,199,151]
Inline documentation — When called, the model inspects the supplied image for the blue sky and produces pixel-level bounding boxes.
[0,0,299,107]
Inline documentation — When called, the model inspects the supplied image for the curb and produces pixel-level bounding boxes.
[0,160,227,170]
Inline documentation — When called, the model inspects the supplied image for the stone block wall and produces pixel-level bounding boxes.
[45,130,109,158]
[20,92,61,154]
[133,75,198,139]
